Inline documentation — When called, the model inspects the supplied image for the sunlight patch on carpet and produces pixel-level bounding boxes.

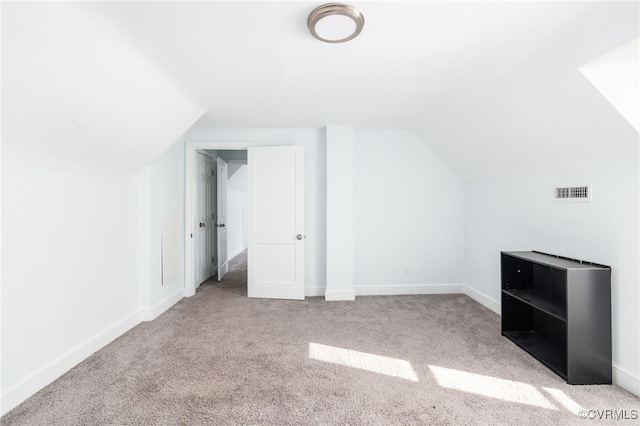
[309,343,419,382]
[542,387,585,414]
[429,365,557,409]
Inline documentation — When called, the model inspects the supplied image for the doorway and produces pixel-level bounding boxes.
[185,142,306,299]
[194,149,248,289]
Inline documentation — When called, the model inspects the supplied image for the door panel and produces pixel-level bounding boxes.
[217,157,229,281]
[248,146,304,300]
[255,243,297,284]
[196,152,214,286]
[255,154,296,230]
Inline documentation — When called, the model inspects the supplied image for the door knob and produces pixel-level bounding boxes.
[221,223,226,228]
[296,234,304,240]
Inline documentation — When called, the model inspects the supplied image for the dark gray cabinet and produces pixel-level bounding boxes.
[501,251,612,384]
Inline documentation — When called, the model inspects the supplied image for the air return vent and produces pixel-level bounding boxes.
[553,185,592,201]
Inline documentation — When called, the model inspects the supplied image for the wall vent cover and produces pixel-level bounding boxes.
[554,185,592,201]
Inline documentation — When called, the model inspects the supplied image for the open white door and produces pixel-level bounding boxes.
[248,146,304,300]
[195,152,214,286]
[217,157,229,281]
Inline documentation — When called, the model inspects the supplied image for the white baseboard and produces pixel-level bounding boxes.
[0,311,142,416]
[228,247,247,261]
[315,283,500,312]
[305,287,326,297]
[355,284,465,296]
[324,289,356,301]
[350,283,500,314]
[461,285,501,314]
[315,284,496,303]
[1,289,185,416]
[140,289,184,322]
[613,363,640,397]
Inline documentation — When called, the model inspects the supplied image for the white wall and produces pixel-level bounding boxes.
[227,165,247,259]
[185,128,327,292]
[227,163,247,191]
[138,138,186,319]
[464,163,639,393]
[185,127,467,297]
[1,161,141,412]
[325,125,356,300]
[353,129,465,292]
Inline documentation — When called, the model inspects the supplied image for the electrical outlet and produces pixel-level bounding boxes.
[403,267,410,277]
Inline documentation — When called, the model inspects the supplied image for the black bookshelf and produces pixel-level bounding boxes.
[501,251,612,384]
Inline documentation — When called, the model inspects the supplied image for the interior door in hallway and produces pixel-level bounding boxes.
[196,152,215,286]
[217,157,229,281]
[248,145,305,300]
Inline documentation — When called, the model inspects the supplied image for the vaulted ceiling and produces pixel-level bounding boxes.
[3,1,638,178]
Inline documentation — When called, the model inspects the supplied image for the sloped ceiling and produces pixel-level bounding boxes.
[2,2,205,173]
[3,1,638,178]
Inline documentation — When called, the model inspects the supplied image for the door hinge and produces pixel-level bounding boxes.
[190,233,193,238]
[212,170,215,176]
[212,257,215,263]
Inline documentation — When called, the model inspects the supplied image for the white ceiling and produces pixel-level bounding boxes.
[3,1,638,178]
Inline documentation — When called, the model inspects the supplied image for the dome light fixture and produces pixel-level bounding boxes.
[307,3,365,43]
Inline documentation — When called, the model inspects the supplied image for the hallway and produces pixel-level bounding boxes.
[199,250,248,297]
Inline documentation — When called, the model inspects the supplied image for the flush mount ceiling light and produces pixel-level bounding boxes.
[308,3,365,43]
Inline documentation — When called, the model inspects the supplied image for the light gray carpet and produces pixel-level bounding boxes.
[2,251,638,425]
